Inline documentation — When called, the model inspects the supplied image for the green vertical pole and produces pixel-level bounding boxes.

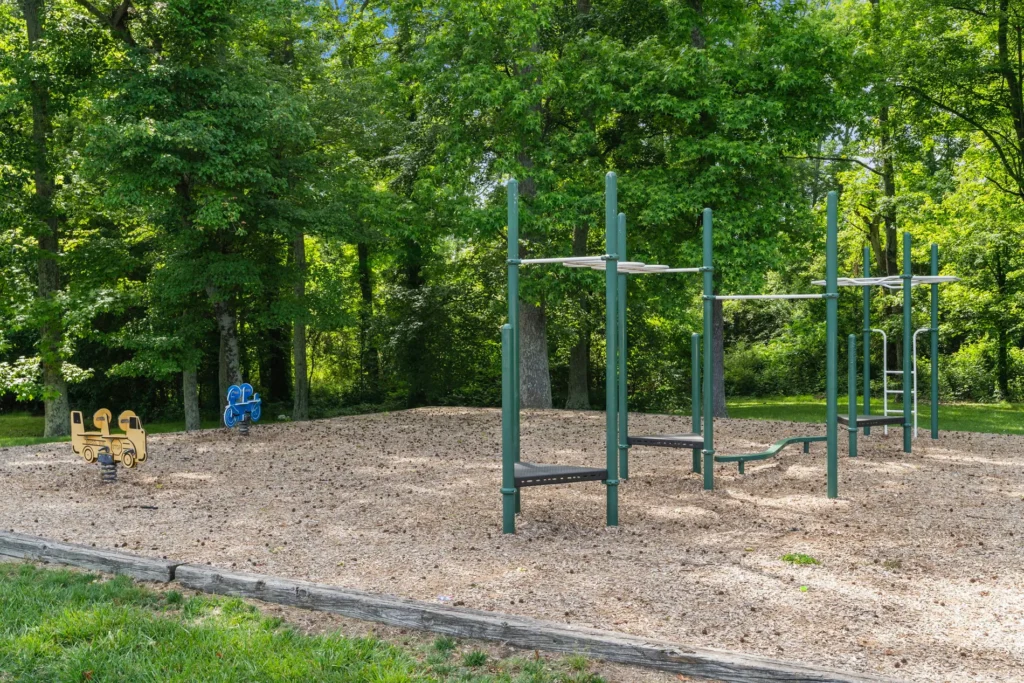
[691,332,701,474]
[617,213,629,480]
[604,172,619,526]
[507,179,521,514]
[701,209,715,490]
[848,334,858,458]
[902,232,912,453]
[862,246,871,436]
[826,191,838,499]
[930,243,939,439]
[501,325,516,533]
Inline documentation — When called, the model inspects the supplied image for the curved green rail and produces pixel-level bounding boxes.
[715,436,827,474]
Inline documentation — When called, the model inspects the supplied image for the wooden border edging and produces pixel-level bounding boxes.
[175,564,890,683]
[0,531,177,582]
[0,532,891,682]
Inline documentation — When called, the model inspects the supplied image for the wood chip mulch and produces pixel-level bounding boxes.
[2,407,1022,682]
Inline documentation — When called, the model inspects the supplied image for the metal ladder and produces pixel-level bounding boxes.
[871,327,930,437]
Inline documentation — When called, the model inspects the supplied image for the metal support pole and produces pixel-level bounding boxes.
[501,325,516,533]
[691,332,701,474]
[902,232,913,453]
[826,192,839,499]
[848,334,858,458]
[930,243,939,439]
[617,213,629,480]
[701,209,715,490]
[507,179,521,515]
[862,246,871,436]
[604,172,619,526]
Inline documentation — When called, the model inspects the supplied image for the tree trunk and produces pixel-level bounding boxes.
[997,327,1009,399]
[566,336,590,409]
[519,302,552,409]
[565,223,591,409]
[357,242,380,397]
[261,326,291,403]
[870,0,898,277]
[210,293,242,393]
[183,369,200,431]
[400,238,429,406]
[218,332,229,415]
[879,104,898,277]
[292,234,309,421]
[712,298,727,417]
[22,0,69,437]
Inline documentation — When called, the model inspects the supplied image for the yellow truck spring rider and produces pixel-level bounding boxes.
[70,408,148,469]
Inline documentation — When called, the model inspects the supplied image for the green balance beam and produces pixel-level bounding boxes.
[715,436,827,474]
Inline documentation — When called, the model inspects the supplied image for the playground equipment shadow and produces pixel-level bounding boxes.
[1,407,1021,681]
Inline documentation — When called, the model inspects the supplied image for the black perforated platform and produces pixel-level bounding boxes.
[514,462,608,488]
[838,415,906,427]
[627,433,704,449]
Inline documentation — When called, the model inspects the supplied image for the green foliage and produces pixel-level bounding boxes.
[0,0,1021,423]
[782,553,820,566]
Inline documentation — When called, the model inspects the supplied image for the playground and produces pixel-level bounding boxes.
[1,406,1021,681]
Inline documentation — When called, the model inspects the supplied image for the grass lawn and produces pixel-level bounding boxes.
[0,413,243,448]
[0,563,600,682]
[727,395,1024,435]
[3,397,1022,447]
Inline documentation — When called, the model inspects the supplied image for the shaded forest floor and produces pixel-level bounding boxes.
[1,407,1022,681]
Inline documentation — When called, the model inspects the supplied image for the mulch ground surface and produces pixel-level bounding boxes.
[2,407,1021,681]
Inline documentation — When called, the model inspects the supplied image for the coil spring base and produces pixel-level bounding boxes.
[98,452,117,484]
[238,416,250,436]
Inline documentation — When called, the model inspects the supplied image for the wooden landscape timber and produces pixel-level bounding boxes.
[0,530,889,683]
[0,531,176,582]
[175,564,891,683]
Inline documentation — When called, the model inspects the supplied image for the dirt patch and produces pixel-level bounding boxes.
[1,407,1021,681]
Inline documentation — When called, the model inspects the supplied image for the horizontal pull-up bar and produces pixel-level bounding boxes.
[810,275,960,289]
[519,256,605,265]
[565,262,700,274]
[715,293,827,301]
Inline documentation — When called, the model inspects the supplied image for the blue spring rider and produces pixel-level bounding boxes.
[224,383,262,430]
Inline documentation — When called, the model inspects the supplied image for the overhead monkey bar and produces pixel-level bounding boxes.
[811,275,959,289]
[715,293,829,301]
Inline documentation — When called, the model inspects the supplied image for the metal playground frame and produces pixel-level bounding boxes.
[500,173,956,533]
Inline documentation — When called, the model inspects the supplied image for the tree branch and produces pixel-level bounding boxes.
[784,155,881,176]
[900,82,1024,194]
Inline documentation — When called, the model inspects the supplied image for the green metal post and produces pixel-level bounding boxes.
[848,334,858,458]
[507,179,521,514]
[902,232,912,453]
[930,243,939,439]
[701,209,715,490]
[862,246,871,436]
[617,213,629,480]
[501,325,515,533]
[691,332,701,474]
[826,192,839,499]
[604,172,619,526]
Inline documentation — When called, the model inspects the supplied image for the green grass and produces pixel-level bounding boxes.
[782,553,821,566]
[0,562,601,682]
[3,394,1021,448]
[727,395,1024,435]
[0,412,262,448]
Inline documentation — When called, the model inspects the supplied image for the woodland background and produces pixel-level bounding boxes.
[2,0,1022,436]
